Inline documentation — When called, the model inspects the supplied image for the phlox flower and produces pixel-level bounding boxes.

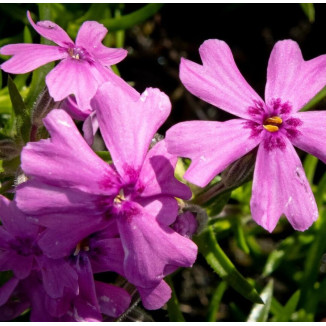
[0,198,130,321]
[15,81,197,309]
[0,11,128,116]
[166,39,326,232]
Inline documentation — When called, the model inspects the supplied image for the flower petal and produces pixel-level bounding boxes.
[60,96,90,121]
[117,201,197,287]
[137,140,192,199]
[0,278,19,306]
[137,280,171,310]
[0,44,65,74]
[93,82,171,183]
[166,119,261,187]
[290,111,326,164]
[75,21,127,66]
[46,59,98,112]
[251,138,318,232]
[21,109,120,194]
[265,40,326,112]
[95,281,131,318]
[82,111,99,146]
[0,195,39,238]
[37,256,78,299]
[180,39,263,120]
[89,238,125,275]
[27,11,73,47]
[16,180,110,220]
[38,219,106,259]
[134,195,179,225]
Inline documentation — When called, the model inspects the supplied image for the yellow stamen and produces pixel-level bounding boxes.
[114,189,125,204]
[264,116,282,125]
[263,125,279,132]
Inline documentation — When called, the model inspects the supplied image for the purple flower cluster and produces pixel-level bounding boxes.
[1,10,326,322]
[0,13,197,321]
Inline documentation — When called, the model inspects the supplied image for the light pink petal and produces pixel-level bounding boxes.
[27,11,73,47]
[75,21,127,66]
[46,59,98,112]
[93,82,171,183]
[95,281,131,318]
[82,112,99,146]
[16,180,110,219]
[290,111,326,164]
[137,140,192,199]
[0,43,66,74]
[60,96,90,121]
[251,138,318,232]
[180,39,263,120]
[134,195,179,225]
[21,109,120,194]
[265,40,326,112]
[117,201,197,287]
[0,278,19,306]
[137,280,171,310]
[166,119,261,187]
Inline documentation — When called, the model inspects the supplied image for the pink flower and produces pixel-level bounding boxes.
[0,11,128,114]
[15,81,197,309]
[166,39,326,232]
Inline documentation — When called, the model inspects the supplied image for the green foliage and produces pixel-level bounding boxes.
[166,276,186,322]
[194,226,263,304]
[247,280,273,322]
[206,281,228,321]
[300,3,315,23]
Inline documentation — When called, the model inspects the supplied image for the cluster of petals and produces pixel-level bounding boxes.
[14,80,197,312]
[0,12,198,321]
[0,11,130,144]
[0,196,131,321]
[166,39,326,232]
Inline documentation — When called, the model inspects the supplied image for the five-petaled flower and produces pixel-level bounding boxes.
[0,11,128,117]
[166,39,326,232]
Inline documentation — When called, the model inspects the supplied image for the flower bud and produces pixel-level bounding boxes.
[31,87,60,127]
[221,150,257,189]
[172,211,198,238]
[0,139,20,160]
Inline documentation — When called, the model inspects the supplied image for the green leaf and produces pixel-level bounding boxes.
[247,279,273,322]
[100,4,164,31]
[300,207,326,313]
[233,216,250,254]
[301,85,326,111]
[300,3,315,23]
[96,151,112,163]
[315,172,326,208]
[166,276,185,322]
[206,281,228,322]
[7,76,30,144]
[303,154,318,184]
[194,226,263,304]
[273,290,300,322]
[23,25,32,43]
[262,237,295,277]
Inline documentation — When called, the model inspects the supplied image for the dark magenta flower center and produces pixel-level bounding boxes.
[9,237,41,257]
[245,98,303,151]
